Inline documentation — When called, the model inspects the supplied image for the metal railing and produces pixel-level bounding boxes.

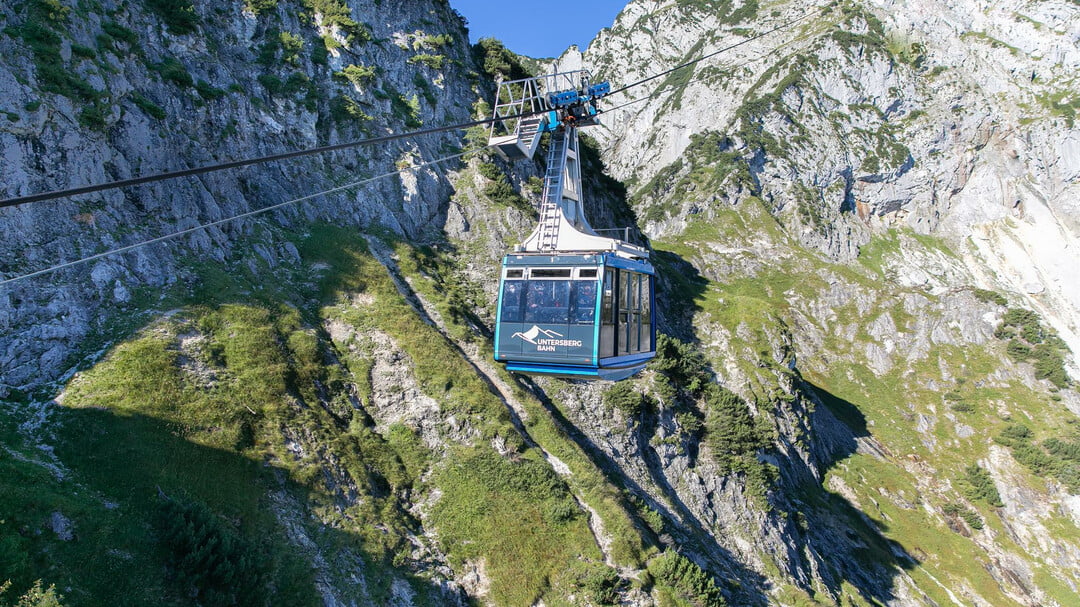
[488,70,594,143]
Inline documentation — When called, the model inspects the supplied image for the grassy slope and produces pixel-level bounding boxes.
[647,197,1080,605]
[0,223,630,606]
[614,6,1080,597]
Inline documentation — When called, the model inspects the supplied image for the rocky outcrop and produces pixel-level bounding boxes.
[585,0,1080,355]
[0,0,474,392]
[567,0,1080,603]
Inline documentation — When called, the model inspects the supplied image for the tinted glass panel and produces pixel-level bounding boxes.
[505,269,524,279]
[570,281,597,324]
[601,269,615,358]
[578,268,598,279]
[500,280,525,323]
[641,275,651,317]
[640,275,653,352]
[531,268,572,278]
[524,279,571,324]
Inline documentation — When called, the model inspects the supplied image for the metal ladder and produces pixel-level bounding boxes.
[516,114,544,158]
[537,128,570,251]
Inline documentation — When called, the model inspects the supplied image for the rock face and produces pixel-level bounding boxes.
[3,0,1080,606]
[0,0,473,392]
[568,0,1080,604]
[586,0,1080,358]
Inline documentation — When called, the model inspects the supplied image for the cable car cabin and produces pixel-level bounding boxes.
[494,252,655,381]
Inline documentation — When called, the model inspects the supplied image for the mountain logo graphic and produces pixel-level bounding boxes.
[511,325,564,344]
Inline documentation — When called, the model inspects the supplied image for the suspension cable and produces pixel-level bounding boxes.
[0,114,523,209]
[1,6,829,210]
[607,5,831,97]
[0,149,481,286]
[0,8,833,284]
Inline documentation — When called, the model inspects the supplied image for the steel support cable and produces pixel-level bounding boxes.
[606,5,831,97]
[0,149,480,286]
[0,8,831,284]
[0,113,530,209]
[0,8,826,210]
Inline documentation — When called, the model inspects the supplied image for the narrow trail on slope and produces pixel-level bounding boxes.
[365,239,618,567]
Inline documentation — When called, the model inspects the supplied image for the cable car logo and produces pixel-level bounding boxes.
[511,326,583,351]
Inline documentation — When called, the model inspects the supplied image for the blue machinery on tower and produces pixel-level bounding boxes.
[490,71,656,381]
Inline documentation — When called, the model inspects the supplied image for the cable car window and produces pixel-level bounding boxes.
[628,274,639,352]
[531,268,572,279]
[570,281,597,324]
[640,275,652,353]
[602,271,614,324]
[500,280,525,323]
[578,268,598,279]
[504,269,524,279]
[601,269,615,358]
[524,279,571,324]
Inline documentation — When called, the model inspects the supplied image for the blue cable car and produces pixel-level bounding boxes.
[494,253,655,381]
[487,70,655,381]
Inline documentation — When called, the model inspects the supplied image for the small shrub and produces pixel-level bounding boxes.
[1005,339,1031,361]
[390,91,422,128]
[244,0,278,14]
[156,496,269,606]
[282,72,309,95]
[320,33,342,52]
[949,401,975,413]
[102,21,138,45]
[482,178,530,212]
[301,0,370,44]
[30,0,69,22]
[279,31,304,65]
[195,80,225,100]
[1044,438,1080,462]
[997,423,1033,445]
[152,57,194,87]
[145,0,199,35]
[565,561,622,605]
[649,334,710,396]
[71,44,96,59]
[958,464,1003,507]
[416,33,452,49]
[943,502,984,530]
[647,551,726,607]
[476,162,501,181]
[333,64,376,88]
[706,388,770,462]
[257,73,283,95]
[310,43,328,65]
[1032,343,1069,388]
[408,53,445,69]
[603,382,646,417]
[78,103,108,130]
[0,579,64,606]
[329,95,372,124]
[473,37,530,80]
[131,93,166,119]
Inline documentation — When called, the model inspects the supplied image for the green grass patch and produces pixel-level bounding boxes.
[144,0,199,35]
[431,448,601,605]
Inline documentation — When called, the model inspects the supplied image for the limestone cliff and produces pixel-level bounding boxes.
[2,0,1080,606]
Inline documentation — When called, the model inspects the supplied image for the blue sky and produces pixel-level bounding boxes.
[450,0,628,58]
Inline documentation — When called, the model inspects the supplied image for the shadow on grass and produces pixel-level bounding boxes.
[651,249,708,339]
[518,376,772,606]
[0,404,463,606]
[793,381,918,605]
